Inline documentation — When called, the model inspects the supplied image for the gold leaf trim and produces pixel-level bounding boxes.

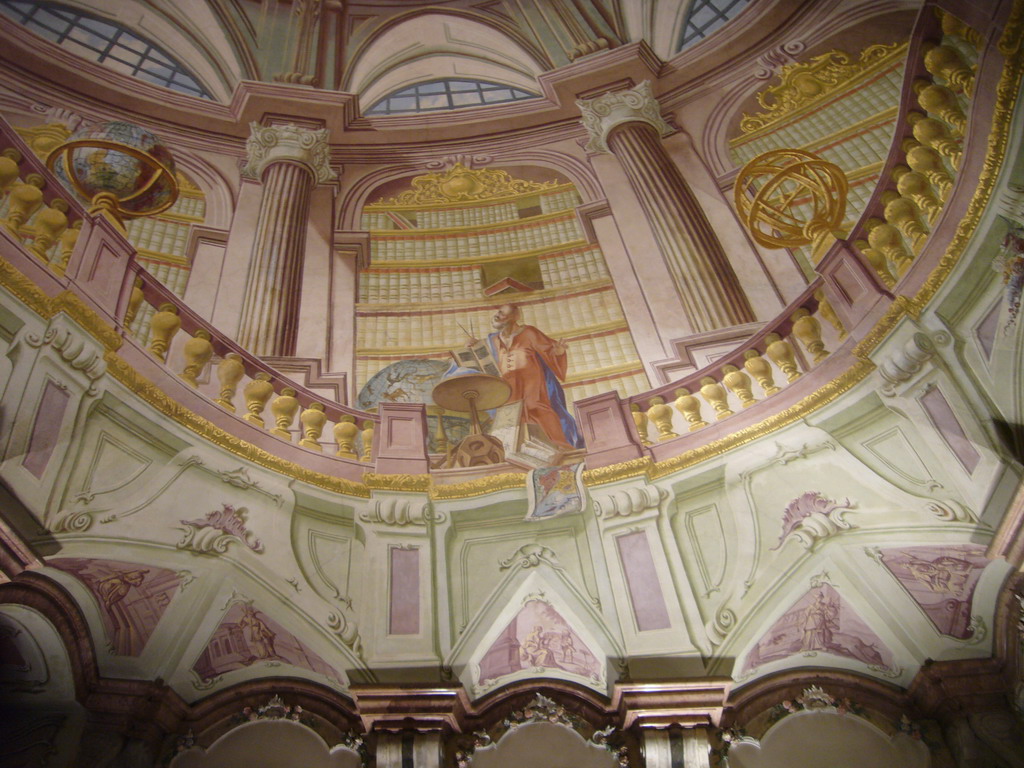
[430,473,526,499]
[739,43,907,134]
[367,163,559,207]
[999,0,1024,55]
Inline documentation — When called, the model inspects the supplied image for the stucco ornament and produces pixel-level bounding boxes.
[242,122,336,184]
[177,504,264,555]
[772,491,855,550]
[577,80,672,154]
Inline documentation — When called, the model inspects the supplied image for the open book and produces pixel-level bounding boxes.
[450,338,501,378]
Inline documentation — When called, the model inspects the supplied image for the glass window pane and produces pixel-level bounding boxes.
[482,88,513,103]
[76,15,117,37]
[450,91,481,106]
[448,80,478,92]
[389,96,416,112]
[418,81,445,94]
[418,94,448,110]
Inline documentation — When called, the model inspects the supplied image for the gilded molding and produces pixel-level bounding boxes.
[429,472,525,499]
[999,0,1024,55]
[242,122,336,184]
[0,254,52,318]
[739,43,907,135]
[577,80,672,154]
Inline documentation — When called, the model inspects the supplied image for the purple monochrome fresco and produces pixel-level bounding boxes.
[477,599,602,686]
[879,545,989,639]
[50,558,181,656]
[193,602,342,684]
[742,583,896,674]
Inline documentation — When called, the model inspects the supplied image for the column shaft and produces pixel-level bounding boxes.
[606,121,754,331]
[237,161,314,356]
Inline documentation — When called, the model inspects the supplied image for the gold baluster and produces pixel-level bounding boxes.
[915,79,967,136]
[647,396,678,441]
[215,353,245,412]
[908,111,962,170]
[938,11,984,50]
[699,376,733,420]
[360,419,375,462]
[722,365,756,408]
[334,414,359,458]
[180,329,213,387]
[743,349,780,395]
[854,238,897,287]
[5,173,44,234]
[0,148,21,194]
[766,333,801,382]
[923,43,975,96]
[673,387,708,431]
[791,308,828,363]
[866,217,912,277]
[124,276,145,327]
[269,387,299,440]
[242,372,274,427]
[630,403,652,446]
[54,219,81,276]
[29,198,67,260]
[904,142,953,201]
[148,303,181,361]
[299,403,326,451]
[881,190,928,255]
[893,165,941,223]
[814,289,846,339]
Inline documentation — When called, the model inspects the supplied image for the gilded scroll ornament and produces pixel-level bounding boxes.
[368,162,556,207]
[740,43,907,134]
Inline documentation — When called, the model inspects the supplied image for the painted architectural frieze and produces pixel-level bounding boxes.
[192,602,341,686]
[49,558,181,656]
[877,545,989,639]
[477,599,602,689]
[742,584,897,676]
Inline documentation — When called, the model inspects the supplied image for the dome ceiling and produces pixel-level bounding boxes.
[0,1,1022,766]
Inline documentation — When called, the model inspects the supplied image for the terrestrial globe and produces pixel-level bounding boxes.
[47,120,178,227]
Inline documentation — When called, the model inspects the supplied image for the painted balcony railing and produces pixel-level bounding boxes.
[0,4,1000,485]
[577,5,992,472]
[0,131,401,485]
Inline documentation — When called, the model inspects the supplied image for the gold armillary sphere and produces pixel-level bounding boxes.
[735,148,848,249]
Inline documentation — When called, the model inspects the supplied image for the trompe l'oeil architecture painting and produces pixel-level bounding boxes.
[0,1,1023,767]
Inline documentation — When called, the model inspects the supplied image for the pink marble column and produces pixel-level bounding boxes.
[579,82,754,332]
[236,123,336,357]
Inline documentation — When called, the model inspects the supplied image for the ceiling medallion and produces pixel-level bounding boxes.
[740,42,907,134]
[369,163,558,207]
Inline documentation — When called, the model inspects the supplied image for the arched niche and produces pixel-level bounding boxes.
[347,13,544,108]
[726,708,929,768]
[468,719,621,768]
[171,718,362,768]
[0,605,86,768]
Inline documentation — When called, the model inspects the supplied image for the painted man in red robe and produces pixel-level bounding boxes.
[472,303,581,448]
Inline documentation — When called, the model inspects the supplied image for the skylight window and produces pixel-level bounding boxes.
[677,0,752,52]
[366,79,538,116]
[0,0,211,99]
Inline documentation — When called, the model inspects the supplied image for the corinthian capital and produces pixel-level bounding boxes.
[577,80,672,154]
[242,122,337,184]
